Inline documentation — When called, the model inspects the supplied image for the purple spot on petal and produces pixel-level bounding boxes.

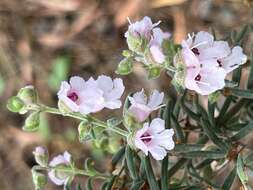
[67,92,78,102]
[217,60,222,67]
[140,132,152,144]
[195,74,201,81]
[192,48,200,55]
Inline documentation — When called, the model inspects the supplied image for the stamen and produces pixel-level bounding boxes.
[127,17,132,24]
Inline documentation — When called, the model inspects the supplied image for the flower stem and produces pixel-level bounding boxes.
[32,104,128,137]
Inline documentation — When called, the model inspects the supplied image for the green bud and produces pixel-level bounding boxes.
[208,91,221,104]
[17,85,37,104]
[148,66,161,79]
[32,171,47,190]
[122,50,132,58]
[33,147,49,167]
[23,112,40,132]
[78,120,92,142]
[126,33,143,54]
[116,58,133,75]
[6,96,25,113]
[58,100,72,114]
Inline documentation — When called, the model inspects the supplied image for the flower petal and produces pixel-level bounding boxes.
[148,118,165,134]
[48,170,65,186]
[69,76,86,91]
[147,90,164,110]
[148,146,167,160]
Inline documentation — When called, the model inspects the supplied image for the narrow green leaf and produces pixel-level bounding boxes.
[195,159,213,169]
[201,118,228,150]
[142,156,160,190]
[130,179,145,190]
[105,175,117,190]
[247,51,253,89]
[126,146,138,179]
[208,101,216,128]
[171,115,185,143]
[161,155,168,190]
[163,98,175,129]
[230,88,253,99]
[222,166,236,190]
[217,96,233,123]
[235,25,248,44]
[112,146,125,166]
[232,67,242,84]
[245,151,253,165]
[180,151,226,159]
[237,154,248,189]
[168,158,187,178]
[76,184,82,190]
[231,121,253,141]
[174,144,205,152]
[85,178,93,190]
[181,101,200,121]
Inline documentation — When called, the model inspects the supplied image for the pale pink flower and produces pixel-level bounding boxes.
[216,46,247,73]
[125,16,160,40]
[48,151,72,186]
[181,43,226,95]
[184,31,231,61]
[57,76,125,114]
[58,76,86,112]
[149,28,171,63]
[134,118,175,160]
[33,146,48,167]
[96,75,125,109]
[128,89,164,122]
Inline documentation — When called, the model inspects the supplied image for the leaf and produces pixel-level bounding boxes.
[0,74,5,96]
[171,115,185,143]
[230,88,253,99]
[245,151,253,165]
[235,25,249,45]
[126,146,138,179]
[48,55,70,91]
[161,155,168,190]
[231,121,253,141]
[130,179,145,190]
[222,166,236,190]
[237,154,248,190]
[107,118,122,128]
[84,158,97,176]
[195,159,213,169]
[247,50,253,89]
[111,146,125,166]
[142,156,160,190]
[85,178,93,190]
[174,144,205,152]
[232,67,242,84]
[105,175,117,190]
[180,151,226,159]
[217,96,233,124]
[201,118,229,151]
[168,158,187,178]
[76,184,82,190]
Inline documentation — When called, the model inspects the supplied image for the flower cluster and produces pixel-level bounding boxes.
[57,75,125,114]
[125,16,170,65]
[177,31,247,95]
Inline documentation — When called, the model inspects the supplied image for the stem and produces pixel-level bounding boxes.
[164,65,176,73]
[35,104,128,137]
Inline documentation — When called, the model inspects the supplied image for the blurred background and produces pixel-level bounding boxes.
[0,0,252,189]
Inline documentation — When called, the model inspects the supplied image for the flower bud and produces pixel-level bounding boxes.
[126,33,143,54]
[78,120,92,142]
[33,146,49,167]
[6,96,25,113]
[32,171,47,190]
[17,85,37,104]
[116,57,133,75]
[148,66,161,79]
[122,50,132,58]
[23,112,40,132]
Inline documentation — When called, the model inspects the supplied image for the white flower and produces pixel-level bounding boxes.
[48,151,72,186]
[149,28,171,64]
[57,75,125,114]
[128,89,164,122]
[134,118,175,160]
[96,75,125,109]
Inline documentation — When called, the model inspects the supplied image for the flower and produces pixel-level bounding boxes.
[181,43,226,95]
[57,76,125,114]
[125,16,160,40]
[149,28,171,64]
[125,16,160,53]
[128,89,164,122]
[177,31,247,95]
[96,75,125,109]
[48,151,72,186]
[33,146,48,167]
[134,118,175,160]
